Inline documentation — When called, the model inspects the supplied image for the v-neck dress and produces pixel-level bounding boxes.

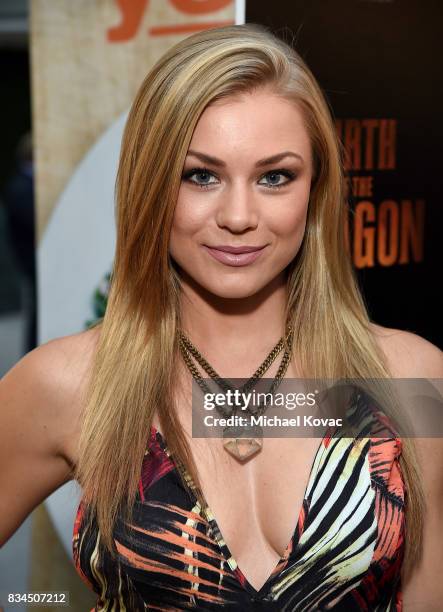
[72,392,405,611]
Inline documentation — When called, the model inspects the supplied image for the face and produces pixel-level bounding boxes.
[169,88,314,299]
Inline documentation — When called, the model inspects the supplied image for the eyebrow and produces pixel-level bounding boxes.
[186,149,304,167]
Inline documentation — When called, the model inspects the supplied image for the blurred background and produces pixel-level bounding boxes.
[0,0,34,368]
[0,2,37,609]
[0,0,441,610]
[1,1,239,610]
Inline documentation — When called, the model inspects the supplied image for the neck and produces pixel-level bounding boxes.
[177,271,290,378]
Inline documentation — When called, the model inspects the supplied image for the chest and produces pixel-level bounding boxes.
[206,437,321,542]
[74,430,405,609]
[151,368,339,592]
[151,408,324,592]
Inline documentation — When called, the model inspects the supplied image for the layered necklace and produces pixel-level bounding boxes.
[178,324,293,461]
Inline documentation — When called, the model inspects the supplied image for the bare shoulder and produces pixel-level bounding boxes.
[369,322,443,378]
[22,324,100,410]
[35,324,101,389]
[1,324,101,467]
[0,325,101,544]
[369,323,443,499]
[372,324,443,604]
[37,324,102,463]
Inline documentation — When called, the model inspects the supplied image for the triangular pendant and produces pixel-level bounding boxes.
[222,424,263,461]
[223,436,263,460]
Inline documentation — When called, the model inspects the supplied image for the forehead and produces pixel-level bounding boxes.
[187,90,311,162]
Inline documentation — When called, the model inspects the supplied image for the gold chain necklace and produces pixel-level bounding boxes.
[178,325,293,461]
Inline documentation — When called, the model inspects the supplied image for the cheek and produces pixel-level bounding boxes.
[170,194,210,238]
[169,194,211,265]
[170,204,197,252]
[267,190,310,244]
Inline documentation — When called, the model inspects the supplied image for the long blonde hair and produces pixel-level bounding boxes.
[74,23,423,574]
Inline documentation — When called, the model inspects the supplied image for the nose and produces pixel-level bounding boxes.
[215,183,259,233]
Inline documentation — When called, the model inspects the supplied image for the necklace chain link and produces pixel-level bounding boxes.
[178,325,293,418]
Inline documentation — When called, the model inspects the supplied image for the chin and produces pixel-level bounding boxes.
[173,258,284,300]
[201,276,271,300]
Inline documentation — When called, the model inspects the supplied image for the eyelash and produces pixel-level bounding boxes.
[181,166,297,191]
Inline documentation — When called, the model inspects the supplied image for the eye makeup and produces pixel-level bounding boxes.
[181,166,297,191]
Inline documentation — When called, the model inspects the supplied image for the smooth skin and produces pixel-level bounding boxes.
[1,89,442,608]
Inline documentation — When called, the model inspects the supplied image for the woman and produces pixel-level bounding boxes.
[1,23,442,611]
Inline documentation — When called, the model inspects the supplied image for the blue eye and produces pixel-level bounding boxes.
[181,167,296,190]
[258,170,296,189]
[182,167,217,189]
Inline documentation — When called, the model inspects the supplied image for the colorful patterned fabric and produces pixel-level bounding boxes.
[72,393,405,611]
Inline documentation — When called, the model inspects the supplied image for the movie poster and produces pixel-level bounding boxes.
[247,0,442,347]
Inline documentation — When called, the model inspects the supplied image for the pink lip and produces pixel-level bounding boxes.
[210,245,265,254]
[203,244,267,266]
